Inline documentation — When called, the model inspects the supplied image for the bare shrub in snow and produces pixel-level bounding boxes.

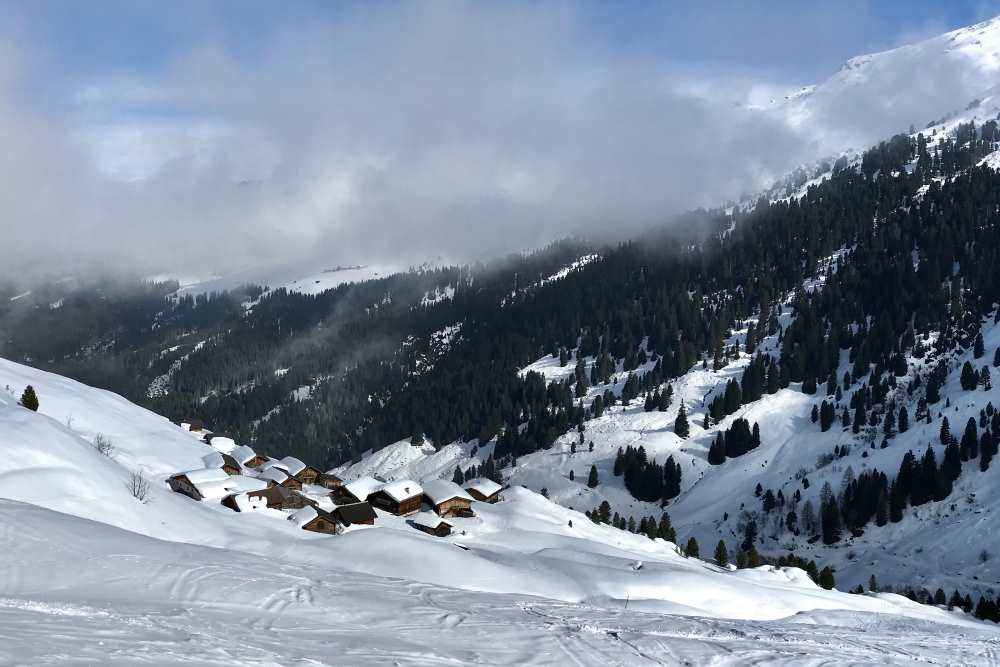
[93,433,114,457]
[128,470,150,502]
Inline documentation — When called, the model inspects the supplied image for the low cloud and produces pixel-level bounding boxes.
[0,3,993,282]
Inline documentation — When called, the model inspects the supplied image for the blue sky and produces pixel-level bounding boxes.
[5,0,998,86]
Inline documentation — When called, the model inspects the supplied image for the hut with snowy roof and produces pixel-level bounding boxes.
[277,456,322,485]
[289,506,340,535]
[202,451,242,476]
[318,470,343,490]
[411,511,452,537]
[340,476,383,504]
[465,478,502,503]
[245,485,312,511]
[369,480,423,516]
[422,479,474,518]
[259,466,303,490]
[204,433,237,453]
[169,470,266,502]
[168,468,230,501]
[332,501,377,526]
[231,445,268,469]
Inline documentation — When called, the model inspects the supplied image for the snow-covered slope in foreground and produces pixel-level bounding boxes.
[0,356,997,662]
[3,500,998,666]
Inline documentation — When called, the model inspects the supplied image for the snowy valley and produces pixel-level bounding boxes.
[1,358,999,664]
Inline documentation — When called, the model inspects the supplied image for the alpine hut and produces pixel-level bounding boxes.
[465,478,503,504]
[332,501,377,527]
[368,480,423,516]
[411,511,452,537]
[288,506,340,535]
[422,479,474,518]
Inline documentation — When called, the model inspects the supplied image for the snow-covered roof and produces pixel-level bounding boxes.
[222,475,268,493]
[202,451,225,468]
[178,468,229,485]
[465,478,502,498]
[422,479,473,505]
[259,459,289,472]
[412,511,450,530]
[344,476,382,501]
[259,467,289,484]
[278,456,307,476]
[226,492,268,512]
[376,480,423,502]
[207,436,237,453]
[230,445,259,465]
[288,505,319,528]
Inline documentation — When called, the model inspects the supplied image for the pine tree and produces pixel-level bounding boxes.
[962,361,979,390]
[940,417,951,446]
[975,332,986,359]
[19,385,38,412]
[657,512,676,542]
[674,404,689,439]
[452,466,464,484]
[868,574,878,592]
[994,347,1000,368]
[684,537,700,558]
[818,566,836,590]
[898,405,909,434]
[714,540,729,566]
[587,464,599,488]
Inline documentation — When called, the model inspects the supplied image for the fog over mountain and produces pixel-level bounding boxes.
[0,2,997,281]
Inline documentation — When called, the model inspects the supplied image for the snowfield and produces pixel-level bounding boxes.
[1,357,998,662]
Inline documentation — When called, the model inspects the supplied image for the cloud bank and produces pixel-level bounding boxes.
[0,3,993,282]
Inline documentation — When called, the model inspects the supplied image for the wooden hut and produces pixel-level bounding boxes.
[202,451,242,476]
[318,470,344,490]
[168,468,229,501]
[411,511,452,537]
[231,445,269,469]
[465,478,503,504]
[259,466,303,490]
[332,501,377,526]
[245,485,312,510]
[368,480,423,516]
[275,457,322,485]
[422,479,475,518]
[183,419,205,433]
[289,506,340,535]
[340,476,383,504]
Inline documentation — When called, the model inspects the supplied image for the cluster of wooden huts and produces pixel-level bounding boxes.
[170,422,503,538]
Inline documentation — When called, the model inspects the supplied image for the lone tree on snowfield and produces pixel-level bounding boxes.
[19,385,38,411]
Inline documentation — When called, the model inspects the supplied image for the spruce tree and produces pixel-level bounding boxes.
[962,361,979,390]
[674,404,690,439]
[685,536,700,558]
[19,385,38,412]
[587,464,599,488]
[714,540,729,566]
[818,566,836,590]
[975,333,985,359]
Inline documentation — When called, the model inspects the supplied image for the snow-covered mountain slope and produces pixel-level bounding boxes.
[349,255,1000,600]
[762,15,1000,154]
[1,356,996,661]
